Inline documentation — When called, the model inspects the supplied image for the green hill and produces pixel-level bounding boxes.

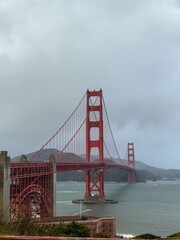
[12,149,180,182]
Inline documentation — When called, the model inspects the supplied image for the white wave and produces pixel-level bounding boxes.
[56,191,79,193]
[56,201,72,204]
[116,233,135,238]
[73,209,92,216]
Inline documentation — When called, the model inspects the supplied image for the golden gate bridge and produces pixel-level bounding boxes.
[0,89,135,222]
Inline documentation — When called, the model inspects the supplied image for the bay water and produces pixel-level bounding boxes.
[56,180,180,237]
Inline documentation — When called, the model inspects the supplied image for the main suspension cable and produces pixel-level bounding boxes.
[28,93,86,161]
[102,96,124,164]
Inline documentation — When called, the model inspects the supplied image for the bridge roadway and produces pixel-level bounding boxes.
[10,161,134,179]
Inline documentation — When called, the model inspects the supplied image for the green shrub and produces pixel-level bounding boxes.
[0,219,91,237]
[93,232,111,238]
[13,218,38,236]
[46,224,66,237]
[63,221,90,237]
[133,233,161,239]
[167,232,180,238]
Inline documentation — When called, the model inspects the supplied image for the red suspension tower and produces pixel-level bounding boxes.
[84,89,106,203]
[128,142,136,183]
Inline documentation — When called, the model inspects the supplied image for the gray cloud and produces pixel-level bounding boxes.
[0,0,180,168]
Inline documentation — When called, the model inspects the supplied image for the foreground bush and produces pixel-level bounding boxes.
[0,218,38,236]
[93,232,111,238]
[63,221,90,237]
[133,233,161,239]
[167,232,180,238]
[0,219,90,237]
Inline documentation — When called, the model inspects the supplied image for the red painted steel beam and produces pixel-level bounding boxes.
[128,142,136,183]
[10,162,52,179]
[10,162,135,179]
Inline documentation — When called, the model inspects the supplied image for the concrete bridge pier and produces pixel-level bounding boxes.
[49,154,57,217]
[84,194,106,203]
[52,157,57,217]
[0,151,10,222]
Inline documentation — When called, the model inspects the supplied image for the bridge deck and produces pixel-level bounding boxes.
[10,162,133,179]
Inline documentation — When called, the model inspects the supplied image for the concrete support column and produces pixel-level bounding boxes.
[0,151,10,222]
[49,154,56,217]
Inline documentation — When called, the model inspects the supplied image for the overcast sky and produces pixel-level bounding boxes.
[0,0,180,169]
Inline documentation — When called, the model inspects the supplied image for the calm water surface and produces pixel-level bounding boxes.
[56,180,180,237]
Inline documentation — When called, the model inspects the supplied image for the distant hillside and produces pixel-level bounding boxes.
[12,149,180,182]
[12,148,84,162]
[135,160,180,180]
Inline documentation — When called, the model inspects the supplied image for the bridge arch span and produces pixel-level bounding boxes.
[10,184,52,221]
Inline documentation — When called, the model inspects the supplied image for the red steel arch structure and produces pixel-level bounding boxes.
[0,89,136,222]
[9,155,57,222]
